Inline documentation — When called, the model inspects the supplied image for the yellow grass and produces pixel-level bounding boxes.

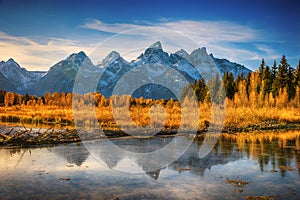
[225,105,300,128]
[0,98,299,132]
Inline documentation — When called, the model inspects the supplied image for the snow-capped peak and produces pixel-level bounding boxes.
[149,41,162,50]
[64,51,87,67]
[0,58,46,93]
[175,49,189,60]
[2,58,21,70]
[190,47,208,59]
[101,51,121,66]
[140,41,170,65]
[0,42,252,97]
[67,51,87,61]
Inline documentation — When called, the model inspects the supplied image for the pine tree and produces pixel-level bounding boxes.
[294,60,300,87]
[222,72,236,100]
[271,60,277,81]
[286,64,295,100]
[272,55,289,97]
[277,55,289,88]
[262,66,272,96]
[245,72,251,99]
[259,58,265,79]
[194,78,208,102]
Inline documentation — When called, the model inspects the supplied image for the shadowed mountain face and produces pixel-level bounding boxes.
[0,59,45,94]
[35,51,95,95]
[0,70,17,92]
[0,41,251,97]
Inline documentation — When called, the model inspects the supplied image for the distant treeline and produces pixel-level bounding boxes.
[1,55,299,108]
[0,90,169,108]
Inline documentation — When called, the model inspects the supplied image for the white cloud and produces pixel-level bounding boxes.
[163,20,259,42]
[82,19,258,41]
[81,19,269,68]
[0,32,94,71]
[0,19,280,71]
[81,19,145,33]
[81,19,259,44]
[254,44,280,60]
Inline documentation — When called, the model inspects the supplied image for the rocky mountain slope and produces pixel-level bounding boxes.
[0,41,251,98]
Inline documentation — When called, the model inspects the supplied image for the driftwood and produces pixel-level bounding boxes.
[0,125,183,146]
[0,127,80,146]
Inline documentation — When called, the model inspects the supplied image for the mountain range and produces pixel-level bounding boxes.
[0,41,251,98]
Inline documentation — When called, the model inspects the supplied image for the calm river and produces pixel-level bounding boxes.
[0,130,299,199]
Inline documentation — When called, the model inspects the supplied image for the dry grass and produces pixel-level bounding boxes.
[0,98,299,132]
[0,105,73,127]
[225,105,300,128]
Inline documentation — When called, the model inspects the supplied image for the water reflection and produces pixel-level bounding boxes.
[0,130,299,199]
[51,143,90,166]
[170,139,244,176]
[91,131,300,178]
[217,131,300,177]
[1,130,299,177]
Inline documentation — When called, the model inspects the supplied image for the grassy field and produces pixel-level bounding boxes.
[0,98,299,133]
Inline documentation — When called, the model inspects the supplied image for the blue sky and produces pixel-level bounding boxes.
[0,0,299,71]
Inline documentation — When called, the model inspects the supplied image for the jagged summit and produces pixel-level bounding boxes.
[66,51,87,61]
[190,47,208,58]
[0,42,252,97]
[101,51,121,66]
[1,58,19,69]
[0,57,44,93]
[175,49,189,60]
[7,58,16,63]
[148,41,162,50]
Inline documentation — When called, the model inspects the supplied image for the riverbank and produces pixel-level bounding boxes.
[0,126,80,146]
[1,120,300,146]
[0,125,180,146]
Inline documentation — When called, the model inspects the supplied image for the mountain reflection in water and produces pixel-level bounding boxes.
[1,130,299,178]
[0,130,299,200]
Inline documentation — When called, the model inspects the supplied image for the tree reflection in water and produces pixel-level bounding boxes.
[1,130,299,179]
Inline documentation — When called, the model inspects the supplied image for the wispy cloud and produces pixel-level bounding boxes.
[0,32,94,71]
[0,19,281,71]
[82,19,258,41]
[81,19,146,33]
[254,44,281,60]
[81,19,273,69]
[163,20,259,42]
[81,19,259,43]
